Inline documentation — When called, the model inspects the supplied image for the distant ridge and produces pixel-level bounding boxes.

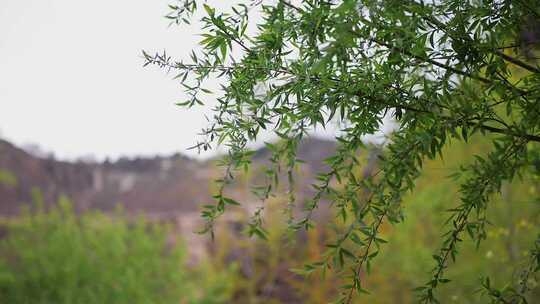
[0,137,341,217]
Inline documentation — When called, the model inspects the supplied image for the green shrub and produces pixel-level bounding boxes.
[0,198,234,304]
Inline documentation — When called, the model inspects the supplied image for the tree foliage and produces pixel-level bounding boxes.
[0,199,235,304]
[145,0,540,302]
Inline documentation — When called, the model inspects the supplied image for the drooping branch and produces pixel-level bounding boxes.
[143,52,540,144]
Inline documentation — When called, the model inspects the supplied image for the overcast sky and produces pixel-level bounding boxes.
[0,0,236,160]
[0,1,391,161]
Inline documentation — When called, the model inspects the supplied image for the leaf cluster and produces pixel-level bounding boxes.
[146,0,540,302]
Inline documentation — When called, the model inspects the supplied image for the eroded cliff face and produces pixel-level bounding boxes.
[0,140,93,215]
[0,139,213,216]
[0,137,382,221]
[0,138,346,216]
[0,138,390,223]
[0,137,384,264]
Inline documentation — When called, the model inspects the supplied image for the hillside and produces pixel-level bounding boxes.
[0,138,340,217]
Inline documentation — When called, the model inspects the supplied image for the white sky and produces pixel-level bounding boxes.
[0,0,230,160]
[0,0,391,161]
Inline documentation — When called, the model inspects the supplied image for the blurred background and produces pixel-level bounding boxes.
[0,1,539,303]
[0,0,222,160]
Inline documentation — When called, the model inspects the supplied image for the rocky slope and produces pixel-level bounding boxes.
[0,138,338,217]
